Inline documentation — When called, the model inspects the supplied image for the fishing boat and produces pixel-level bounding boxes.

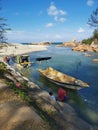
[36,57,51,64]
[93,59,98,62]
[13,55,33,69]
[38,67,89,90]
[36,57,51,61]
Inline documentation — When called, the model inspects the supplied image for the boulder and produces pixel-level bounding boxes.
[63,42,77,47]
[72,44,94,52]
[39,42,52,45]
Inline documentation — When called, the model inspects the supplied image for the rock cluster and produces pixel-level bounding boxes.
[39,42,52,45]
[57,39,98,52]
[72,43,98,52]
[72,44,94,52]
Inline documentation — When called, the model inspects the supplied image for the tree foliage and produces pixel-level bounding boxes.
[93,28,98,40]
[82,37,93,45]
[0,17,11,43]
[82,7,98,45]
[88,7,98,28]
[82,29,98,45]
[0,7,11,43]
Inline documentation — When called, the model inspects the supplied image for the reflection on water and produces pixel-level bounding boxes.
[15,67,33,79]
[67,90,98,125]
[21,68,33,77]
[14,46,98,126]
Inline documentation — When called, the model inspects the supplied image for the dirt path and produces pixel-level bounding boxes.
[0,78,51,130]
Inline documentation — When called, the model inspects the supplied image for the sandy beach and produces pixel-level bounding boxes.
[0,44,47,57]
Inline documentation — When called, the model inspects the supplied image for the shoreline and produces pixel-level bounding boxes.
[0,44,47,57]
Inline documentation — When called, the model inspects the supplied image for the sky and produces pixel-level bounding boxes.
[1,0,98,43]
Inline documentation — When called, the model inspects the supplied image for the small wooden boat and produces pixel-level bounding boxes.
[38,67,89,90]
[93,59,98,62]
[36,57,51,61]
[13,55,33,68]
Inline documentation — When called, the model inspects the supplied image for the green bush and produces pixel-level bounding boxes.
[82,38,93,45]
[82,29,98,45]
[7,81,31,102]
[0,62,7,76]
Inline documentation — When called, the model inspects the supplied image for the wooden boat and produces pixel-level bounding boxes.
[36,57,51,61]
[13,55,33,68]
[93,59,98,62]
[36,57,51,64]
[38,67,89,90]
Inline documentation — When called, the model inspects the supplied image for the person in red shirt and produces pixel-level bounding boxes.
[57,87,68,101]
[4,56,10,64]
[16,82,21,89]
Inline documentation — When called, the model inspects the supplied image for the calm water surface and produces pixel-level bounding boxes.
[17,45,98,126]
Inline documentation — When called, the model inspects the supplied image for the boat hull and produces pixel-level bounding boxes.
[38,67,89,90]
[39,73,82,90]
[36,57,51,61]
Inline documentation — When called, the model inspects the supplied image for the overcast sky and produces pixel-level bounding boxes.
[1,0,98,43]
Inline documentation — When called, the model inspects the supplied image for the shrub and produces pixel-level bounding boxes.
[0,62,7,76]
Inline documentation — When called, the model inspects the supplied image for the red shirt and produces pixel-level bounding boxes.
[16,82,21,88]
[4,57,8,62]
[58,88,66,101]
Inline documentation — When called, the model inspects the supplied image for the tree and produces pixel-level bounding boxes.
[88,7,98,28]
[83,7,98,45]
[93,29,98,40]
[82,29,98,45]
[0,7,11,43]
[0,17,11,43]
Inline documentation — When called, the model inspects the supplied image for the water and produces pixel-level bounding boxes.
[15,45,98,126]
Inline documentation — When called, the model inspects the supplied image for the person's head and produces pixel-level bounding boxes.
[58,87,63,90]
[49,91,53,96]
